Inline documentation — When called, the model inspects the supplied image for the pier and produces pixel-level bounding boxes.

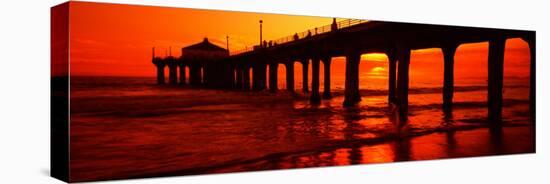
[152,18,535,122]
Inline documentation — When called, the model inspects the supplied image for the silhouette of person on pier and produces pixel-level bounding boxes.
[331,18,338,31]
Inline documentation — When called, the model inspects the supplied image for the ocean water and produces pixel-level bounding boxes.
[68,76,534,182]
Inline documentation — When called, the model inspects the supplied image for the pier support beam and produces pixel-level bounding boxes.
[155,63,165,84]
[203,66,208,85]
[286,62,295,92]
[528,35,536,123]
[243,66,251,90]
[487,38,506,123]
[269,63,279,92]
[322,56,332,99]
[442,44,458,112]
[252,63,264,90]
[235,67,243,89]
[343,52,361,107]
[227,65,235,89]
[301,59,310,93]
[521,33,536,124]
[189,64,201,86]
[204,65,212,87]
[168,62,178,85]
[310,57,321,104]
[396,47,411,121]
[260,63,267,90]
[387,51,397,104]
[179,64,186,85]
[254,63,267,90]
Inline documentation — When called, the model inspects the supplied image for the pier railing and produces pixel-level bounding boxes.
[230,19,368,55]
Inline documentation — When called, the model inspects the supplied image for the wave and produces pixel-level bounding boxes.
[324,85,529,97]
[124,122,532,179]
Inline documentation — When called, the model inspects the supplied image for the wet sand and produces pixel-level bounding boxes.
[68,77,534,182]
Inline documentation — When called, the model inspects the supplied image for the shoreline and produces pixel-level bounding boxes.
[68,77,534,182]
[83,125,533,182]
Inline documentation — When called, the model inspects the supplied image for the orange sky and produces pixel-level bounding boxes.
[69,1,334,76]
[68,1,531,85]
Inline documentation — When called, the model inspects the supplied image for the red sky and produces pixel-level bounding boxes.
[68,1,531,85]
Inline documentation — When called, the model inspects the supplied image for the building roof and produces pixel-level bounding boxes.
[182,38,227,52]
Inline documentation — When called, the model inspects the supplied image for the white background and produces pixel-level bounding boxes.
[0,0,548,183]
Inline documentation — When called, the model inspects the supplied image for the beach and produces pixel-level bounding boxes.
[68,76,534,181]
